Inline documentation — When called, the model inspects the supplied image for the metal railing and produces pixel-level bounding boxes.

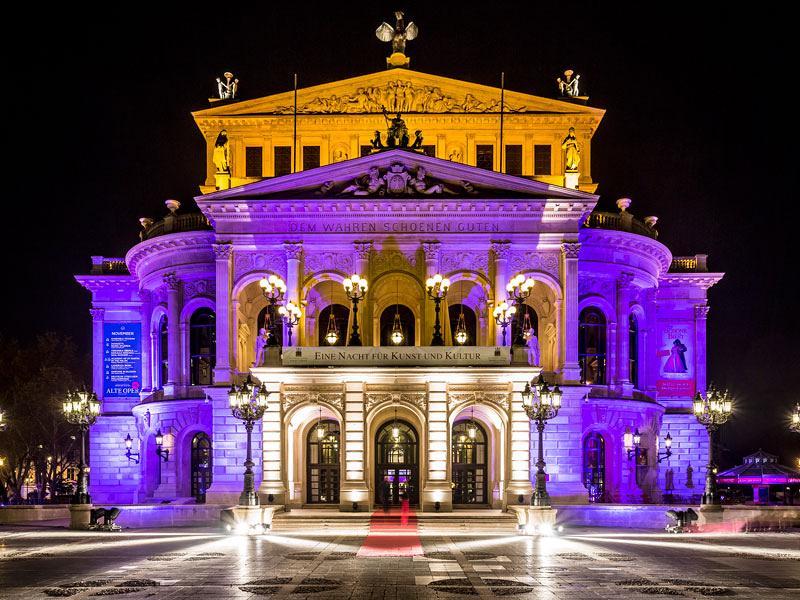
[583,212,658,239]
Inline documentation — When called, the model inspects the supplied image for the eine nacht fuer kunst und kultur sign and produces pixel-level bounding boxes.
[103,323,142,397]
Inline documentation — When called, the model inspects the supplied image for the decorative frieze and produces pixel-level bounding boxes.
[184,280,216,299]
[440,250,489,276]
[578,275,613,297]
[509,252,560,278]
[365,392,428,414]
[304,251,354,275]
[447,391,511,414]
[233,252,287,280]
[282,389,345,413]
[372,249,418,274]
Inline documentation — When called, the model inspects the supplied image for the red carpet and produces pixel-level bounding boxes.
[356,505,424,557]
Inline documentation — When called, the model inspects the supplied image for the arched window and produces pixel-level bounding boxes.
[190,432,212,503]
[579,308,606,384]
[317,304,350,346]
[257,306,283,346]
[158,316,168,387]
[583,433,605,503]
[448,304,477,346]
[190,308,216,386]
[379,305,415,346]
[375,420,419,506]
[511,305,538,347]
[452,419,487,504]
[629,313,639,388]
[307,419,340,504]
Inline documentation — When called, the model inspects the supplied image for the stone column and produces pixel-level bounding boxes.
[258,380,284,504]
[422,381,452,511]
[694,305,710,394]
[422,242,441,345]
[507,377,534,505]
[90,308,105,400]
[213,244,233,383]
[561,242,581,381]
[138,290,152,394]
[490,242,511,346]
[353,242,372,345]
[340,381,369,511]
[284,242,303,346]
[616,273,635,394]
[163,273,181,388]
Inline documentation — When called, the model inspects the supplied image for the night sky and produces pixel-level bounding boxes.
[6,3,797,467]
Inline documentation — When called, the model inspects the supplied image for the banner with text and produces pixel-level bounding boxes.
[282,346,511,367]
[103,322,142,398]
[656,323,694,397]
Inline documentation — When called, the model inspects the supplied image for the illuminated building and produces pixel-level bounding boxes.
[76,64,722,511]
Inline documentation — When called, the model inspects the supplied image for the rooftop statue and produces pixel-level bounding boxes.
[557,69,581,98]
[376,11,418,68]
[216,72,239,100]
[383,109,410,147]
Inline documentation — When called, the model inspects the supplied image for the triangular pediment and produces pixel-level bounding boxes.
[195,149,598,203]
[192,69,604,119]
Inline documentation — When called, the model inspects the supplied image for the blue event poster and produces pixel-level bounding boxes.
[103,323,142,398]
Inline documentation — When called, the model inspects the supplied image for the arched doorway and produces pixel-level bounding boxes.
[189,308,216,385]
[190,432,212,504]
[375,420,419,506]
[379,305,415,346]
[307,419,340,504]
[583,432,605,503]
[452,419,488,504]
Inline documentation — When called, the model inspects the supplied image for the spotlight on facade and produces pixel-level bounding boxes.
[791,403,800,433]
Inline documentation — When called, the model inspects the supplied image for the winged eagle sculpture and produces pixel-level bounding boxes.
[376,11,418,67]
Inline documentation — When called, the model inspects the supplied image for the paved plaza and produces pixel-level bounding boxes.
[1,520,798,599]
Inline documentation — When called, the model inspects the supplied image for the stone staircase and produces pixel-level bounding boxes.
[271,509,519,534]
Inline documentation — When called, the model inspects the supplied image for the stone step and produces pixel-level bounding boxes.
[271,510,519,533]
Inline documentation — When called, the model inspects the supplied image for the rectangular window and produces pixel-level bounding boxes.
[274,146,292,177]
[505,145,522,175]
[476,144,494,170]
[534,145,552,175]
[302,145,321,171]
[420,145,436,158]
[360,145,373,157]
[245,146,263,178]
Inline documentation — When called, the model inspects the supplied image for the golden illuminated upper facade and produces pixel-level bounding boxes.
[192,69,604,193]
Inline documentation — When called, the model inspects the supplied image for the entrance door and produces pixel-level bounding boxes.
[375,420,419,506]
[190,432,212,504]
[452,420,488,504]
[583,432,605,503]
[307,419,340,504]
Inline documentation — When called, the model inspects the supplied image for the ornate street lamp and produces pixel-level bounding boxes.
[228,375,271,506]
[492,301,516,346]
[62,389,101,504]
[425,274,450,346]
[259,275,287,347]
[124,434,140,464]
[278,300,302,346]
[693,386,733,506]
[506,274,535,347]
[790,403,800,433]
[343,274,368,346]
[521,374,562,506]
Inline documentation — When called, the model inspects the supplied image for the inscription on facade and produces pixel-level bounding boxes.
[283,346,510,367]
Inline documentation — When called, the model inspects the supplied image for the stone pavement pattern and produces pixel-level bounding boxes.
[1,524,799,599]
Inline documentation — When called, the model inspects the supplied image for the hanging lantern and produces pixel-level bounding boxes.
[390,311,405,345]
[316,407,325,439]
[325,312,339,345]
[454,310,468,345]
[392,407,400,440]
[467,421,477,439]
[522,310,532,336]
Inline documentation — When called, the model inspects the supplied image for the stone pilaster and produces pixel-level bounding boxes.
[284,243,303,346]
[422,381,452,511]
[213,244,233,383]
[616,272,635,395]
[163,273,181,388]
[90,308,105,400]
[507,377,534,505]
[490,242,511,346]
[561,242,581,381]
[422,241,440,274]
[138,290,152,394]
[258,380,284,504]
[339,381,369,510]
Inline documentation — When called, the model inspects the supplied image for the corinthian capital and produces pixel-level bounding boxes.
[617,272,635,289]
[694,304,711,319]
[89,308,105,321]
[561,242,581,259]
[163,273,181,291]
[212,243,233,260]
[422,241,441,262]
[284,242,303,261]
[353,241,373,260]
[490,241,511,260]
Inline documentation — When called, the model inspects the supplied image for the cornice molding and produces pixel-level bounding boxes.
[126,231,215,279]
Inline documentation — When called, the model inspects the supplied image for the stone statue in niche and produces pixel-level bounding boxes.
[253,328,268,367]
[212,130,231,174]
[524,328,541,367]
[561,127,581,172]
[557,69,580,97]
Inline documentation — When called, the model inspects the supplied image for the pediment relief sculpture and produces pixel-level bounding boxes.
[271,80,525,115]
[327,162,475,197]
